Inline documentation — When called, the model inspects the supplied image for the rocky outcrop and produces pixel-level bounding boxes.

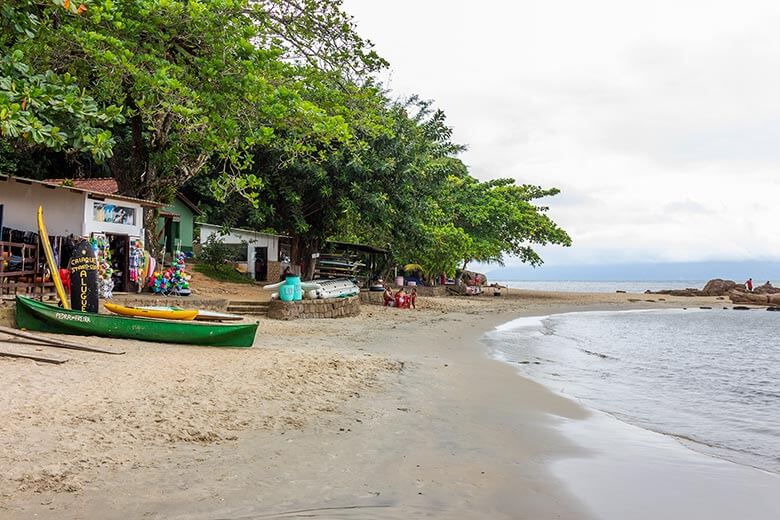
[728,291,780,306]
[647,278,753,297]
[646,288,704,297]
[458,269,487,286]
[702,279,741,296]
[753,282,780,294]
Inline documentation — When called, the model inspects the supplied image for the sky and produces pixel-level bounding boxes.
[342,0,780,267]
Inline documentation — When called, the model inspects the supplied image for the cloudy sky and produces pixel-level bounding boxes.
[343,0,780,266]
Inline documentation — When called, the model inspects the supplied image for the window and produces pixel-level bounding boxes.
[93,202,136,225]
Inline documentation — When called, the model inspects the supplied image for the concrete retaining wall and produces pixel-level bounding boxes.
[359,291,385,305]
[266,261,282,283]
[268,296,360,320]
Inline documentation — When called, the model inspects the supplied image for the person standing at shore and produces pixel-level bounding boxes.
[746,278,753,291]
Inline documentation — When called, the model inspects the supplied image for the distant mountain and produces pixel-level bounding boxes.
[485,261,779,282]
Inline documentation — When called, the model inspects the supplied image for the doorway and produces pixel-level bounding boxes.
[106,233,129,292]
[254,246,268,281]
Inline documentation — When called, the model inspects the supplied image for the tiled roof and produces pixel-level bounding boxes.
[44,179,200,214]
[44,178,119,194]
[1,175,162,207]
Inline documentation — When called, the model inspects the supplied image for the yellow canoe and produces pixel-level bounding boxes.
[104,302,198,321]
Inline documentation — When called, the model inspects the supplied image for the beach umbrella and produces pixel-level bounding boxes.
[403,263,424,273]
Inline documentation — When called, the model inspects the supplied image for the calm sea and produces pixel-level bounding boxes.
[486,309,780,473]
[494,280,709,293]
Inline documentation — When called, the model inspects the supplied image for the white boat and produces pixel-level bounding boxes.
[314,278,359,298]
[264,277,359,299]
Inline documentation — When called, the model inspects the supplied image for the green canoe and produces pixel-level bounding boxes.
[15,296,257,348]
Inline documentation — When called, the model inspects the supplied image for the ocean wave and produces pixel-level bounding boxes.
[485,308,780,473]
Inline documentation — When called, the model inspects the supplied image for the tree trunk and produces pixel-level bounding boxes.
[144,207,162,260]
[111,108,148,198]
[290,235,301,274]
[301,237,320,281]
[288,235,322,280]
[456,260,469,286]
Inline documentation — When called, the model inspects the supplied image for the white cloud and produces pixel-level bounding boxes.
[343,0,780,265]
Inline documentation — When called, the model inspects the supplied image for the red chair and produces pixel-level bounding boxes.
[59,268,71,294]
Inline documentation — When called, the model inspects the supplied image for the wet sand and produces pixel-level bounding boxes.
[1,289,777,518]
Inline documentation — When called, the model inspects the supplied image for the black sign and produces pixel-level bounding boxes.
[69,239,99,313]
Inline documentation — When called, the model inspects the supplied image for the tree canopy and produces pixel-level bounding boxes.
[1,0,571,278]
[1,1,124,160]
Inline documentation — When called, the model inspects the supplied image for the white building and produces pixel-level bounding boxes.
[199,223,288,281]
[1,174,161,291]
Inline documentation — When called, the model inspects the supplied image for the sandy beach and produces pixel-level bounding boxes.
[2,288,778,519]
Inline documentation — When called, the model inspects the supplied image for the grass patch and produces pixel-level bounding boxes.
[193,263,255,284]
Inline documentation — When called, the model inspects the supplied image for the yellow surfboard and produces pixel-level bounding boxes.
[37,207,70,309]
[104,302,198,321]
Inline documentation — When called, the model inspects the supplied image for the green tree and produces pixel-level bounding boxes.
[199,232,234,269]
[1,1,124,160]
[334,116,572,278]
[250,0,387,80]
[313,97,455,278]
[414,222,473,279]
[189,94,463,279]
[12,0,367,254]
[442,175,572,272]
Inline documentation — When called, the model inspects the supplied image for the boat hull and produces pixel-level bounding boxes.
[15,296,257,348]
[104,302,198,321]
[115,305,244,322]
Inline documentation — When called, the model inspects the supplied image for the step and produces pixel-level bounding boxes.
[228,307,268,314]
[228,303,269,309]
[229,300,269,305]
[230,311,268,316]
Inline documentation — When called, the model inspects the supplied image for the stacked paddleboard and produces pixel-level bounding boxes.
[263,277,359,299]
[314,278,359,298]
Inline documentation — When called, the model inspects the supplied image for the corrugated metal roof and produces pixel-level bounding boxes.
[199,222,288,238]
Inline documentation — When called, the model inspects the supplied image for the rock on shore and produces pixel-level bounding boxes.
[646,278,780,298]
[645,278,747,297]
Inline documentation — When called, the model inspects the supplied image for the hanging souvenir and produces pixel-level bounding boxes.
[90,234,114,299]
[128,240,146,293]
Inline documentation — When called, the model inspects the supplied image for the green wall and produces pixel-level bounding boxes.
[158,197,195,253]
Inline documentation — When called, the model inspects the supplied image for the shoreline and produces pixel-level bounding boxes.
[2,290,778,518]
[483,307,780,520]
[488,306,780,475]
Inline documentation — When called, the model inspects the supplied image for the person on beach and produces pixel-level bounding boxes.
[395,287,411,309]
[746,278,753,291]
[410,287,417,309]
[383,285,395,307]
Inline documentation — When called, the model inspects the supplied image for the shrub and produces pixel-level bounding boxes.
[199,233,234,269]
